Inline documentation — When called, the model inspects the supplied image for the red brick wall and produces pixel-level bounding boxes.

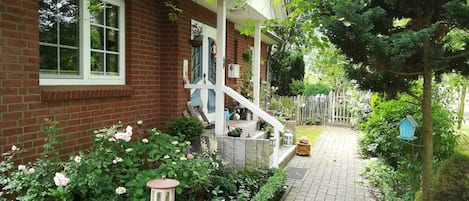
[0,0,270,161]
[0,0,164,161]
[1,0,45,161]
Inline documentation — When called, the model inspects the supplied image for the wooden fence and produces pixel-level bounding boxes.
[270,91,352,126]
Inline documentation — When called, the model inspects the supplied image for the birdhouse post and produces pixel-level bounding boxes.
[398,115,418,141]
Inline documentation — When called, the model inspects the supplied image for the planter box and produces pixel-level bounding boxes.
[296,143,310,156]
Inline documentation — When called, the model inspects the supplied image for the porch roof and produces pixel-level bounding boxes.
[193,0,286,44]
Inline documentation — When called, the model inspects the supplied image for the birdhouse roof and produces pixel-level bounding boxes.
[399,115,418,127]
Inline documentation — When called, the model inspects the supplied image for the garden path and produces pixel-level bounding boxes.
[283,126,375,201]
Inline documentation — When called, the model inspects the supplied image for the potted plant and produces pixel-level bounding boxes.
[227,126,243,137]
[190,24,203,47]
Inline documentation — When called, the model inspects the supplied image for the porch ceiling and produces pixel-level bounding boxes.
[193,0,286,44]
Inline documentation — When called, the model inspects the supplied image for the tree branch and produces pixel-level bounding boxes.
[385,69,424,76]
[444,51,469,60]
[405,90,423,103]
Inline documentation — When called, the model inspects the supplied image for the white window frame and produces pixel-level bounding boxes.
[39,0,126,86]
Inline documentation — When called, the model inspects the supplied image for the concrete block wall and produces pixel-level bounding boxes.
[216,136,273,171]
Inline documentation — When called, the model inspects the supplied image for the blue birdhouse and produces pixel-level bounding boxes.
[398,115,418,141]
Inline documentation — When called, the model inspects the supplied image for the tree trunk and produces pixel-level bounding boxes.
[422,66,433,201]
[457,79,467,129]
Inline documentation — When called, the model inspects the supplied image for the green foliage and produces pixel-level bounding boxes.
[208,168,276,201]
[359,91,457,165]
[269,96,295,119]
[359,90,458,200]
[303,82,331,96]
[41,118,61,159]
[290,79,305,95]
[433,153,469,201]
[1,120,216,200]
[239,65,253,100]
[363,159,415,201]
[166,116,204,142]
[1,120,284,200]
[270,51,305,96]
[306,46,351,91]
[251,169,287,201]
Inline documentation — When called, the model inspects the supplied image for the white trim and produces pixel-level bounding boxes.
[40,0,126,86]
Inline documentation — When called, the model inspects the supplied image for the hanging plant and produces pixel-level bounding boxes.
[191,24,203,47]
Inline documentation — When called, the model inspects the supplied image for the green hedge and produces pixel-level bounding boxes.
[251,168,287,201]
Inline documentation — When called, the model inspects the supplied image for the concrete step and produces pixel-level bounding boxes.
[271,145,297,168]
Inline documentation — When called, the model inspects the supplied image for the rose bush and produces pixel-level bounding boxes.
[0,120,216,201]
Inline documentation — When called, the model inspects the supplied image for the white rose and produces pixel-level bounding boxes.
[11,145,18,151]
[74,156,82,163]
[18,165,26,171]
[115,186,127,195]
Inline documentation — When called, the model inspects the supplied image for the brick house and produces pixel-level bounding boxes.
[0,0,286,162]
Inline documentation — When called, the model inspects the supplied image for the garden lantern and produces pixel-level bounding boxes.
[398,115,418,141]
[269,137,276,146]
[146,176,180,201]
[284,132,294,146]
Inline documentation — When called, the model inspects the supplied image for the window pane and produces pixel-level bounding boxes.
[91,51,104,75]
[60,48,79,75]
[91,26,104,50]
[39,23,57,43]
[90,9,104,25]
[106,29,118,52]
[40,45,58,74]
[106,5,119,28]
[106,54,119,76]
[60,19,79,46]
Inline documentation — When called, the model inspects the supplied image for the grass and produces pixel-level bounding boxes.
[456,125,469,156]
[295,125,325,146]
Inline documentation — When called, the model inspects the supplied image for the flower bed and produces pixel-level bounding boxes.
[0,119,287,201]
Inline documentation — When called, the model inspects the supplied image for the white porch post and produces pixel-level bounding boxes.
[215,0,226,135]
[252,21,261,121]
[272,128,280,168]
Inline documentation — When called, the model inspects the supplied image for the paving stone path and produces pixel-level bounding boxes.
[283,126,375,201]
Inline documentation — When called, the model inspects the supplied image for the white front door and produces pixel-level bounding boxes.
[190,20,217,121]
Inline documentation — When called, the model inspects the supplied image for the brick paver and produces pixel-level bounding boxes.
[284,126,375,201]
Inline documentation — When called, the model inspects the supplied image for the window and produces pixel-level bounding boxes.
[39,0,125,86]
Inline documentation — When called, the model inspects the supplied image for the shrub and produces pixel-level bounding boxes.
[359,92,457,166]
[362,159,415,201]
[290,79,305,95]
[303,82,331,96]
[1,120,216,200]
[166,116,204,142]
[358,89,458,200]
[251,168,287,201]
[433,153,469,201]
[208,168,276,201]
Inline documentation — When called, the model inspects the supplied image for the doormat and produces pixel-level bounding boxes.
[285,167,309,180]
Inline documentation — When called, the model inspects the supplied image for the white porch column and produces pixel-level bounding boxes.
[252,20,261,121]
[215,0,226,135]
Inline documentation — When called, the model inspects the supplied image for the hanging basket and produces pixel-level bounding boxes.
[190,39,202,47]
[190,35,203,47]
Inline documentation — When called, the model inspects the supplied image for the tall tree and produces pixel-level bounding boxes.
[288,0,469,200]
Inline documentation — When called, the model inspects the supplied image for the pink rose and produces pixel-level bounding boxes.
[187,153,194,160]
[53,173,70,187]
